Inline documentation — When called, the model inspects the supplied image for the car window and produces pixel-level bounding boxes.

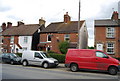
[96,51,107,58]
[35,52,41,57]
[4,54,10,58]
[10,53,18,58]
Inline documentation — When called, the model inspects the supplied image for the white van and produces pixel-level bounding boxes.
[21,50,59,68]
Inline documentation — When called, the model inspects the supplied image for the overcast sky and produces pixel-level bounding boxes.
[0,0,120,46]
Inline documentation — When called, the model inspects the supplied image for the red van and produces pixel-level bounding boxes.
[65,49,120,75]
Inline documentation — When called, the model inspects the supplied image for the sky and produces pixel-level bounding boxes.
[0,0,120,46]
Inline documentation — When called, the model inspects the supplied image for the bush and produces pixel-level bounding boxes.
[59,41,69,54]
[49,53,65,63]
[115,58,120,61]
[15,53,22,57]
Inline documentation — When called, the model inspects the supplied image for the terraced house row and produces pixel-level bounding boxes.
[0,11,120,58]
[0,12,88,54]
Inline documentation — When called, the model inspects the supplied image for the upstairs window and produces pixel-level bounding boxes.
[64,34,70,42]
[106,27,115,38]
[47,35,52,42]
[23,36,28,43]
[106,42,115,54]
[10,36,14,43]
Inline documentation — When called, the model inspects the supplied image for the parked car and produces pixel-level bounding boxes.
[65,49,120,75]
[0,53,21,64]
[21,50,59,68]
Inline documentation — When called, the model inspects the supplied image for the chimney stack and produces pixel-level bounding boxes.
[1,23,6,31]
[64,12,71,23]
[39,17,46,26]
[7,22,12,29]
[17,21,24,26]
[111,11,118,20]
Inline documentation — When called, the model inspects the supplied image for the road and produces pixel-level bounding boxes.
[1,63,120,79]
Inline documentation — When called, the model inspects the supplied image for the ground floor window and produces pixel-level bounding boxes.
[106,42,115,54]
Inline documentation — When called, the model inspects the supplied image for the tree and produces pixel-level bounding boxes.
[88,46,94,49]
[59,41,69,54]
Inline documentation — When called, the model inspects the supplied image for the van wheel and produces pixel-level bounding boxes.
[70,64,78,72]
[10,60,14,65]
[43,62,49,69]
[108,67,118,75]
[22,61,28,66]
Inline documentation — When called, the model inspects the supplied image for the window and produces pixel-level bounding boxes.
[106,43,114,54]
[64,34,70,41]
[106,27,115,38]
[23,36,28,43]
[96,51,107,58]
[47,35,51,42]
[10,36,14,43]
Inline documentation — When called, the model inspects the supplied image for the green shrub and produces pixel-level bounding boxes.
[15,53,22,57]
[115,58,120,61]
[59,41,69,54]
[49,53,65,63]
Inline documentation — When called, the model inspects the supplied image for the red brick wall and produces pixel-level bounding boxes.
[2,36,19,53]
[40,33,78,53]
[95,26,120,57]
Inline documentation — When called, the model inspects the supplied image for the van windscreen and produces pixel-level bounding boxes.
[41,52,51,58]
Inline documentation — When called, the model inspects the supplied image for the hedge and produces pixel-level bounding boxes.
[15,53,22,57]
[49,53,65,63]
[115,58,120,61]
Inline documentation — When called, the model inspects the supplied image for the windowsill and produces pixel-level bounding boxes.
[107,53,115,55]
[106,37,115,39]
[47,41,51,42]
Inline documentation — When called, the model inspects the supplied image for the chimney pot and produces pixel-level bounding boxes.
[17,21,24,26]
[1,23,6,31]
[64,12,71,23]
[7,22,12,28]
[39,18,46,25]
[111,11,118,20]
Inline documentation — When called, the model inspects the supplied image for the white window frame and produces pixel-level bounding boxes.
[10,36,14,43]
[106,27,115,38]
[64,34,70,41]
[106,42,115,54]
[23,36,28,44]
[47,35,52,42]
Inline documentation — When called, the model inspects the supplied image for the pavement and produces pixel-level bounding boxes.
[58,63,65,68]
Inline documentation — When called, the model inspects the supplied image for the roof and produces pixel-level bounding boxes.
[41,20,85,33]
[95,19,120,27]
[2,24,43,36]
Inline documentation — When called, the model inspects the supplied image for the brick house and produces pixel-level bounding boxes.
[38,12,88,53]
[0,27,2,53]
[1,18,45,53]
[95,11,120,57]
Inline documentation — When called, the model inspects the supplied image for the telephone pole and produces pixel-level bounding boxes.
[78,0,81,49]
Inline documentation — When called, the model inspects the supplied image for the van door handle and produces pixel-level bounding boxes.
[96,58,98,60]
